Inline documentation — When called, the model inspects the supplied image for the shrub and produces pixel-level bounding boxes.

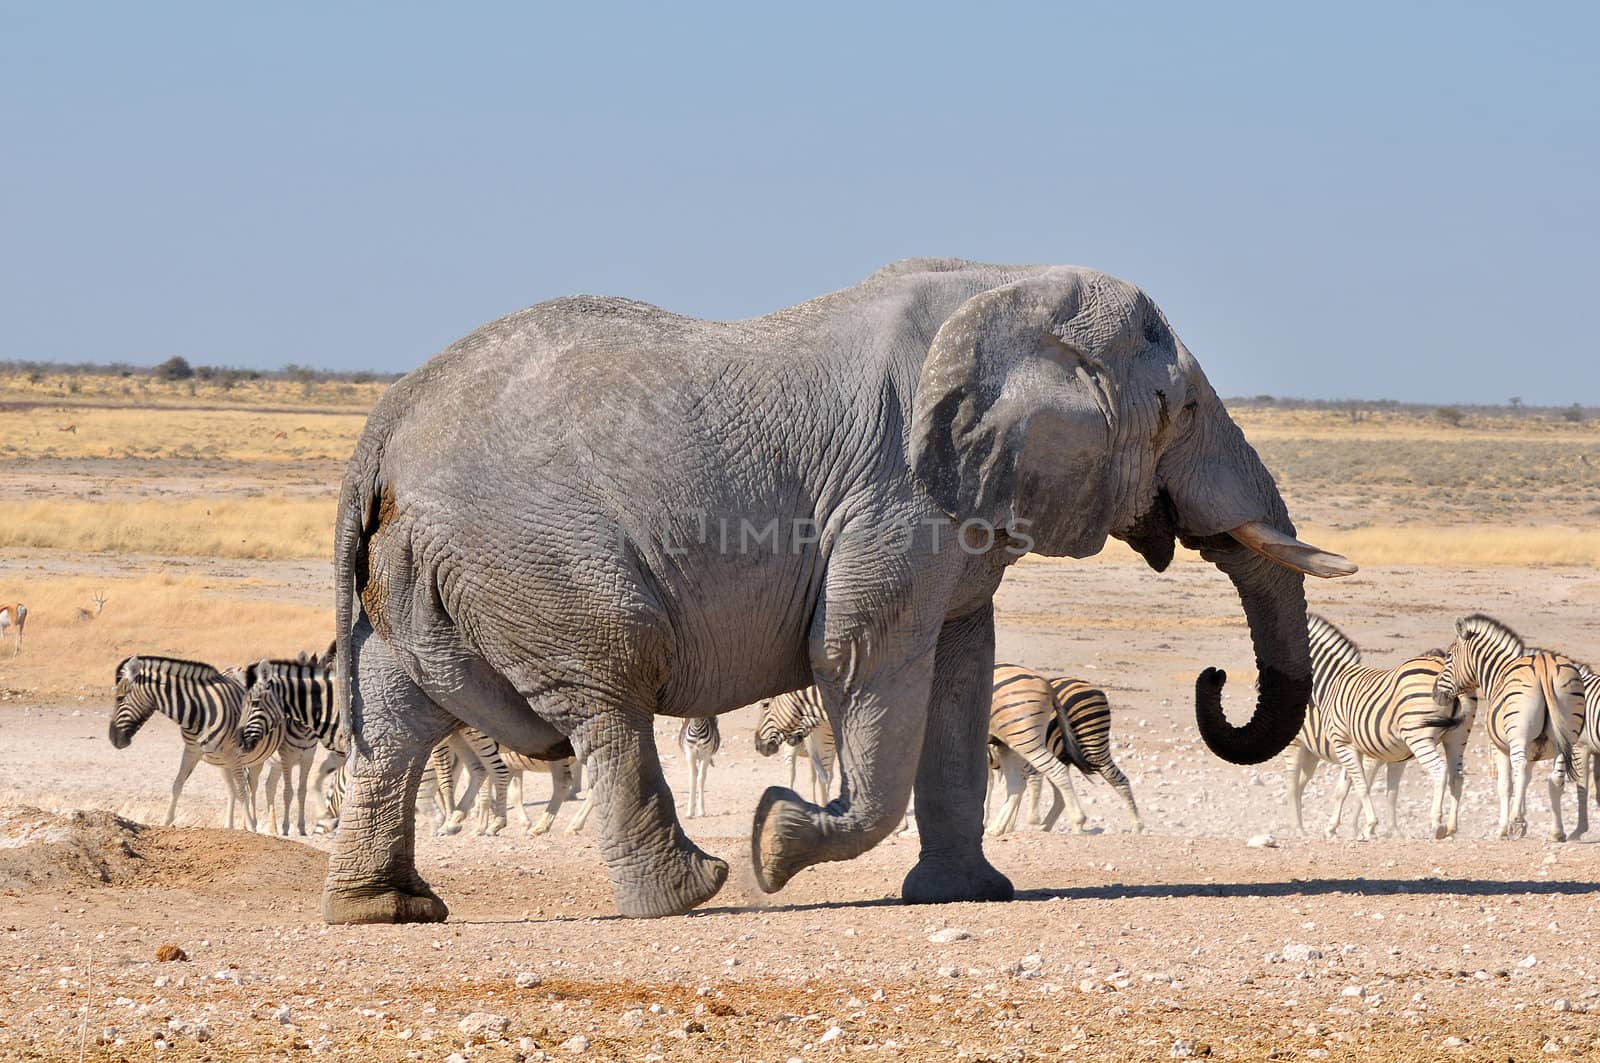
[1435,406,1465,427]
[155,356,194,381]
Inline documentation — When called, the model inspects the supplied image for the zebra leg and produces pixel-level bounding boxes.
[985,747,1028,835]
[261,759,285,836]
[293,746,314,836]
[1492,747,1513,838]
[1571,744,1589,839]
[1546,758,1568,843]
[1444,728,1471,839]
[322,621,457,925]
[1382,760,1404,837]
[1324,763,1353,838]
[784,743,799,791]
[164,743,205,827]
[1097,759,1143,834]
[1406,735,1451,839]
[1286,745,1317,835]
[1333,747,1380,840]
[529,760,569,835]
[565,789,594,833]
[1023,771,1045,826]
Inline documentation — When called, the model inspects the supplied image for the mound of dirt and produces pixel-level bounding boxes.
[0,806,146,889]
[0,805,326,896]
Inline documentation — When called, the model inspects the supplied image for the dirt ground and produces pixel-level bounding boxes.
[3,555,1599,1061]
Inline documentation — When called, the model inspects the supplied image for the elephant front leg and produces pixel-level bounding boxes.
[323,624,457,925]
[751,646,939,898]
[581,710,727,917]
[902,606,1013,905]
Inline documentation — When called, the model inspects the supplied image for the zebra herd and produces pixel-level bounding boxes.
[106,610,1600,845]
[1292,612,1597,843]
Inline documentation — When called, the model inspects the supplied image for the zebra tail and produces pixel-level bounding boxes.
[1539,661,1579,783]
[1053,707,1096,777]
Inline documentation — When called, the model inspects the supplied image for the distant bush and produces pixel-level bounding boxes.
[155,356,195,381]
[1562,404,1586,423]
[1435,406,1465,427]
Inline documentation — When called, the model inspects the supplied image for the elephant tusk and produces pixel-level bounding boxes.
[1226,521,1357,579]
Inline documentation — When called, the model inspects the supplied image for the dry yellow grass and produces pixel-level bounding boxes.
[0,497,334,560]
[0,369,387,411]
[0,574,329,702]
[0,404,365,462]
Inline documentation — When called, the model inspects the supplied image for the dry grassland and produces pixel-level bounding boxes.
[0,403,366,463]
[0,368,386,411]
[0,573,328,702]
[0,497,334,560]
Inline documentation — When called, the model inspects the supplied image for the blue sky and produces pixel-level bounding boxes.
[2,2,1594,403]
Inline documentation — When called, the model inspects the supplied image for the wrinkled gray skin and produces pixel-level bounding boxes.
[325,259,1325,923]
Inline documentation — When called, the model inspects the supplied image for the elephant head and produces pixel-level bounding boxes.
[909,267,1354,765]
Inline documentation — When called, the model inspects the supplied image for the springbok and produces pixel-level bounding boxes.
[75,592,107,622]
[0,603,25,656]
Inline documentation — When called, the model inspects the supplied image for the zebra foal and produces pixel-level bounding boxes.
[1289,615,1473,840]
[1434,615,1584,841]
[243,655,344,835]
[110,655,268,830]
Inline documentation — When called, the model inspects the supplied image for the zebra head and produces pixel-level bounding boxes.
[1434,614,1526,706]
[239,662,282,755]
[109,656,159,749]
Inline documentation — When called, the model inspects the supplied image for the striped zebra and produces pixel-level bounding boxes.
[1569,665,1599,839]
[110,655,268,830]
[753,688,836,805]
[987,665,1141,835]
[1288,614,1474,840]
[0,602,24,656]
[1434,615,1585,840]
[243,655,344,836]
[428,728,513,836]
[679,716,721,818]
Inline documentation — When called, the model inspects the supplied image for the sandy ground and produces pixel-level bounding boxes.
[2,558,1600,1061]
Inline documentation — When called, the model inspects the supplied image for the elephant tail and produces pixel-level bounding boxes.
[334,410,398,760]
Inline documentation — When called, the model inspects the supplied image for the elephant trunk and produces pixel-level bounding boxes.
[1189,532,1314,765]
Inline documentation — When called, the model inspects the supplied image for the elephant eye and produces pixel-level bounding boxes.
[1142,319,1167,346]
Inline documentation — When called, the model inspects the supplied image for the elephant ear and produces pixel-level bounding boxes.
[909,273,1117,558]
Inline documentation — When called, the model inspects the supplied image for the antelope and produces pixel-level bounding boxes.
[75,592,107,622]
[0,603,25,656]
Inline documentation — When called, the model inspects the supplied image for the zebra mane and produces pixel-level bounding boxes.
[118,654,227,682]
[1416,647,1449,660]
[1306,613,1362,663]
[1456,613,1526,653]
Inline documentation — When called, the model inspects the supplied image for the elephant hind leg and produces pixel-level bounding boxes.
[323,621,457,925]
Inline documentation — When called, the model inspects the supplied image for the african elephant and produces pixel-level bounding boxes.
[324,258,1354,923]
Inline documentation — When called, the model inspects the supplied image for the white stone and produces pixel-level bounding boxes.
[458,1012,511,1040]
[562,1034,590,1054]
[516,971,543,988]
[1552,998,1572,1012]
[1443,1036,1466,1048]
[1282,944,1323,962]
[927,928,972,944]
[1518,955,1538,969]
[819,1026,843,1044]
[1170,1039,1197,1057]
[1340,985,1365,998]
[1247,834,1279,848]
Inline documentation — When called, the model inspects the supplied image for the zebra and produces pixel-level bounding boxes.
[427,728,513,836]
[1569,665,1599,839]
[109,655,267,830]
[1434,614,1585,840]
[242,656,344,835]
[986,665,1142,835]
[679,716,720,818]
[0,602,24,656]
[753,688,836,805]
[1288,614,1474,840]
[500,749,588,835]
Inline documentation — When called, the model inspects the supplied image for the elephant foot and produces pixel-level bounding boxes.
[322,882,449,925]
[901,854,1014,905]
[751,786,821,894]
[612,847,727,919]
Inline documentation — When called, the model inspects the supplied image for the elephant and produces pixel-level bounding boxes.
[324,257,1355,923]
